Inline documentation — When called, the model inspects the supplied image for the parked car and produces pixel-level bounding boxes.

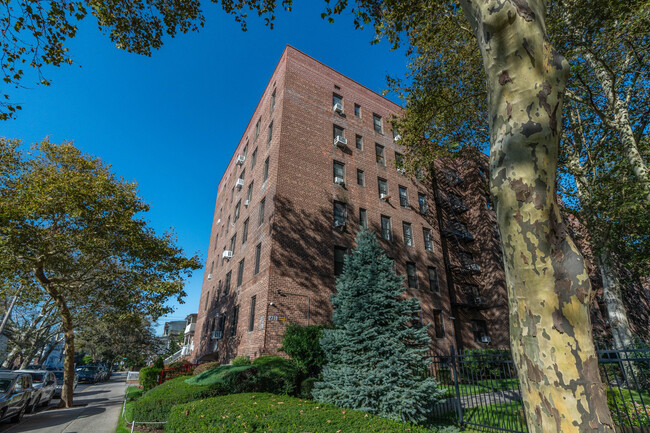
[0,372,34,423]
[15,370,57,409]
[52,371,78,398]
[75,366,100,384]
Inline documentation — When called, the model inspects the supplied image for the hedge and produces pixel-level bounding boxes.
[193,361,220,376]
[166,393,432,433]
[138,367,162,391]
[131,376,223,423]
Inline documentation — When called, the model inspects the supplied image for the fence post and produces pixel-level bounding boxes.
[450,346,464,428]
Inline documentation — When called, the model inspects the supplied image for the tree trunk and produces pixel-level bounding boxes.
[459,0,614,431]
[598,251,633,350]
[1,346,20,368]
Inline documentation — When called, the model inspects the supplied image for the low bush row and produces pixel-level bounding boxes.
[166,393,433,433]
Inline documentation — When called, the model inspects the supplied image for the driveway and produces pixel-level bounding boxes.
[0,372,126,433]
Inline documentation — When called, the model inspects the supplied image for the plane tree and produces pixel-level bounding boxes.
[0,138,201,407]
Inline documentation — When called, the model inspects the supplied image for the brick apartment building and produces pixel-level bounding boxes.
[191,46,512,364]
[191,46,649,364]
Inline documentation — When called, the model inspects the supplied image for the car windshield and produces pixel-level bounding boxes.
[0,379,12,393]
[78,367,97,372]
[54,372,64,380]
[30,373,45,383]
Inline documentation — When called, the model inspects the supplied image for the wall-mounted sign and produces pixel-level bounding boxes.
[278,316,286,321]
[260,316,265,330]
[268,315,279,321]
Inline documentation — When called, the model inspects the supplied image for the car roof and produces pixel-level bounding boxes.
[15,370,49,374]
[0,372,21,379]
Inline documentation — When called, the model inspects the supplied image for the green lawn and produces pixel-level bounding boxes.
[115,386,143,433]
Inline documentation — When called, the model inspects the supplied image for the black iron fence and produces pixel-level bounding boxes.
[428,346,650,432]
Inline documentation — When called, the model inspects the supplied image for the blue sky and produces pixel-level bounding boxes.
[1,2,408,334]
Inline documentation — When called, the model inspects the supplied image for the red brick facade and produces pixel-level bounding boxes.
[191,46,648,364]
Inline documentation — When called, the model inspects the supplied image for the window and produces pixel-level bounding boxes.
[333,161,345,183]
[373,113,382,133]
[354,104,360,117]
[355,134,363,150]
[267,121,273,145]
[229,234,237,255]
[263,157,269,182]
[393,128,400,141]
[333,93,342,109]
[254,243,262,275]
[249,296,256,332]
[399,186,409,208]
[357,169,365,186]
[247,182,254,203]
[234,200,241,222]
[239,169,245,182]
[251,148,258,169]
[243,142,248,157]
[224,271,232,296]
[334,201,346,226]
[218,315,226,332]
[258,197,266,226]
[271,90,276,113]
[333,124,344,141]
[403,222,413,247]
[230,187,234,203]
[423,228,433,252]
[255,118,261,140]
[472,320,489,343]
[381,215,392,241]
[213,234,218,251]
[334,246,346,275]
[406,262,418,288]
[242,218,249,244]
[231,305,239,336]
[378,178,388,198]
[226,216,230,234]
[433,310,445,338]
[418,194,428,214]
[428,267,439,292]
[395,152,404,168]
[237,259,245,287]
[359,208,367,229]
[375,144,385,165]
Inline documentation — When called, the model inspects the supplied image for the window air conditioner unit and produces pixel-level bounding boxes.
[397,168,406,175]
[235,179,245,188]
[333,103,344,114]
[212,330,223,340]
[333,220,346,229]
[480,335,491,344]
[334,176,345,185]
[222,250,233,260]
[207,273,212,280]
[244,200,250,207]
[236,155,245,165]
[217,219,221,224]
[380,193,391,201]
[394,134,402,142]
[333,136,347,148]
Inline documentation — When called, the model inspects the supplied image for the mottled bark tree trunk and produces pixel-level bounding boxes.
[1,346,19,368]
[459,0,614,431]
[598,252,633,349]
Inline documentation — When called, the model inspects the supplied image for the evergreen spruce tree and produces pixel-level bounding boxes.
[313,229,444,423]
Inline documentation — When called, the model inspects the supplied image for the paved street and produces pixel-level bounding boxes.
[0,373,126,433]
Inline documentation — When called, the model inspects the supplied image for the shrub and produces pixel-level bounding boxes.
[166,393,432,433]
[279,324,326,377]
[186,364,256,391]
[193,361,220,376]
[300,377,317,399]
[138,367,162,391]
[252,355,299,395]
[131,376,223,423]
[153,357,164,369]
[231,355,251,366]
[167,359,192,369]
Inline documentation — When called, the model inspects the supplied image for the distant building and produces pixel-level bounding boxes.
[161,320,185,351]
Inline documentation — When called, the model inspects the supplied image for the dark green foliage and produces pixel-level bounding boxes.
[251,355,299,395]
[231,355,251,366]
[168,359,192,369]
[300,377,318,399]
[193,361,220,376]
[138,367,162,391]
[185,364,255,388]
[153,357,164,369]
[165,393,432,433]
[459,349,513,382]
[131,376,222,422]
[279,323,326,377]
[313,229,444,423]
